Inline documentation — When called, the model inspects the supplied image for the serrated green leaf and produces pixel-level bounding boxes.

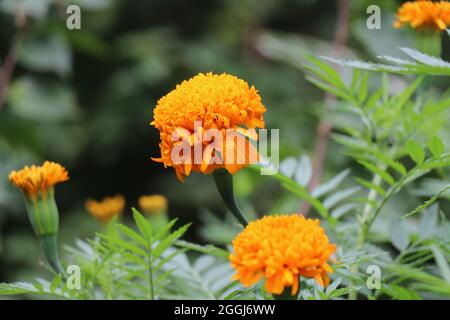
[401,185,450,219]
[154,218,178,241]
[154,249,186,274]
[357,160,394,185]
[399,47,450,68]
[428,136,445,158]
[350,69,360,92]
[323,49,450,76]
[0,282,38,295]
[305,76,353,102]
[152,224,190,259]
[358,72,368,103]
[115,223,147,247]
[33,281,44,292]
[381,284,421,300]
[97,233,147,258]
[304,54,346,89]
[174,240,229,260]
[132,208,153,242]
[50,274,62,293]
[355,177,385,196]
[327,286,356,299]
[406,140,425,165]
[392,75,423,110]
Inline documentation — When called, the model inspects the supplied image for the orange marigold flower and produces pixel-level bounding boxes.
[230,215,336,296]
[9,161,69,199]
[151,72,266,182]
[394,1,450,31]
[85,195,125,223]
[138,195,168,215]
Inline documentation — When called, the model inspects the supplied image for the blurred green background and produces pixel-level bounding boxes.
[0,0,449,282]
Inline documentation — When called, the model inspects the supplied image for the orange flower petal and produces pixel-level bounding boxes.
[151,73,266,180]
[230,215,336,296]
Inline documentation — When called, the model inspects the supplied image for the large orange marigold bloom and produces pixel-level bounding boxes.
[9,161,69,199]
[230,215,336,296]
[394,1,450,31]
[85,195,125,223]
[151,72,266,181]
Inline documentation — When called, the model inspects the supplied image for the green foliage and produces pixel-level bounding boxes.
[0,210,193,299]
[323,48,450,76]
[163,253,245,299]
[0,0,449,301]
[297,49,450,299]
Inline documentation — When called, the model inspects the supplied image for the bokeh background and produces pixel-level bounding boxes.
[0,0,449,282]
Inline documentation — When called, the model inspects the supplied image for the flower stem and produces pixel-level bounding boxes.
[212,169,248,227]
[348,172,382,300]
[416,28,441,58]
[38,233,65,275]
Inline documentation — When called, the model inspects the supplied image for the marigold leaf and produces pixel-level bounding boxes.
[405,140,425,165]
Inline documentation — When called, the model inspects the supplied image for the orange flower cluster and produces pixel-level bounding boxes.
[230,215,336,295]
[9,161,69,199]
[151,72,266,181]
[394,0,450,31]
[85,195,125,223]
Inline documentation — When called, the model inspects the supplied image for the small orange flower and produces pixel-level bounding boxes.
[85,195,125,223]
[394,1,450,31]
[9,161,69,199]
[151,72,266,182]
[138,195,168,215]
[230,215,336,296]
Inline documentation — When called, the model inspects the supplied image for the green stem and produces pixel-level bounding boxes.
[359,174,383,245]
[147,249,154,300]
[348,172,383,300]
[415,28,441,104]
[213,169,248,227]
[415,28,441,58]
[38,233,65,275]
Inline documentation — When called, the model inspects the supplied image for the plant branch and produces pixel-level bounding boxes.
[299,0,350,213]
[0,6,27,111]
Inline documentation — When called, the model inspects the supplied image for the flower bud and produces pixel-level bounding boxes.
[9,161,68,274]
[138,195,168,232]
[85,195,125,224]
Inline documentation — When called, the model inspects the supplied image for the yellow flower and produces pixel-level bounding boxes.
[9,161,69,200]
[230,215,336,296]
[138,195,168,215]
[85,195,125,223]
[394,0,450,31]
[151,72,266,182]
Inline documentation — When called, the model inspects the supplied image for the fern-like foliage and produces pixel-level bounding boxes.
[93,209,190,299]
[0,276,73,299]
[295,54,450,299]
[0,209,195,300]
[160,252,247,299]
[304,55,450,225]
[322,47,450,76]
